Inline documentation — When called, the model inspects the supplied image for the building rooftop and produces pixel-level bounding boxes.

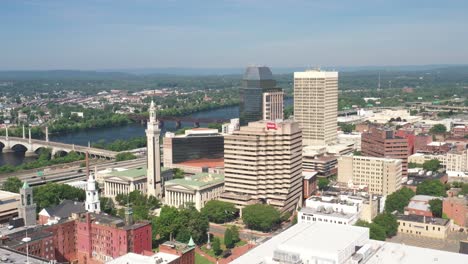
[40,199,85,220]
[231,222,468,264]
[0,247,49,264]
[243,66,273,81]
[231,222,369,264]
[0,190,20,201]
[300,207,356,220]
[176,158,224,168]
[107,166,169,179]
[165,173,224,190]
[162,240,194,254]
[106,252,179,264]
[397,214,450,226]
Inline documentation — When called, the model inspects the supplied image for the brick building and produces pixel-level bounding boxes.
[362,127,409,177]
[414,134,433,153]
[76,213,152,264]
[443,197,468,227]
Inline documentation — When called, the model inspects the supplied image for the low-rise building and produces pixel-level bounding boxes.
[408,153,446,166]
[38,200,85,225]
[405,195,440,217]
[0,190,20,223]
[164,173,224,210]
[443,196,468,227]
[337,132,361,151]
[397,214,450,239]
[446,150,468,176]
[302,171,317,199]
[103,167,172,199]
[107,240,195,264]
[231,222,468,264]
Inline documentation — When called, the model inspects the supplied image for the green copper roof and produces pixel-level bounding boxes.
[188,236,195,247]
[22,181,30,189]
[108,167,169,179]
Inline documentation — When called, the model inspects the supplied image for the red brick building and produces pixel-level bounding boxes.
[303,171,318,199]
[395,130,415,154]
[414,134,432,153]
[452,125,468,138]
[76,213,152,264]
[443,197,468,227]
[361,127,410,177]
[159,241,196,264]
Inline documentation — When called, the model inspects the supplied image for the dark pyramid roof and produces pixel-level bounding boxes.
[243,66,273,81]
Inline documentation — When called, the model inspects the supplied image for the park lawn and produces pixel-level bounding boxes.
[235,240,247,247]
[195,252,213,264]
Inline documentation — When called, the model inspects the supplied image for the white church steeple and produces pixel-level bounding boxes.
[85,154,100,213]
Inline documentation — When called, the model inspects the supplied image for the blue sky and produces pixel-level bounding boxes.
[1,0,468,70]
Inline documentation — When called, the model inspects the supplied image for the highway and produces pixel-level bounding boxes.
[0,158,147,186]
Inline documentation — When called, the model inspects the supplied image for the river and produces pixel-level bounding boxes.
[0,98,293,166]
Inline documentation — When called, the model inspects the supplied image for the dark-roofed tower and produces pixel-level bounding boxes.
[239,66,277,125]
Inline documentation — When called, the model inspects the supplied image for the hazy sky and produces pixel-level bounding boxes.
[1,0,468,70]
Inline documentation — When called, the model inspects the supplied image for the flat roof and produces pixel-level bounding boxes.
[176,158,224,168]
[107,166,169,178]
[0,190,20,200]
[165,173,224,189]
[0,247,49,264]
[231,222,368,264]
[397,214,449,226]
[300,207,357,220]
[107,252,179,264]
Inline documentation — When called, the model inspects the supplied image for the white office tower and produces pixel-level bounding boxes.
[146,100,162,197]
[294,69,338,146]
[85,167,100,213]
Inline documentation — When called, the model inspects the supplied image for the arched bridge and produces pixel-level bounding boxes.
[0,136,118,159]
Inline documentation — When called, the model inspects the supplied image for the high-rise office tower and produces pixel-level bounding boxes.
[239,66,277,126]
[263,89,284,121]
[146,101,162,198]
[294,69,338,146]
[221,120,303,213]
[18,181,36,226]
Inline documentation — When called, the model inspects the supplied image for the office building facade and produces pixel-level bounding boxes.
[221,120,303,213]
[262,89,284,121]
[294,69,338,146]
[337,155,402,195]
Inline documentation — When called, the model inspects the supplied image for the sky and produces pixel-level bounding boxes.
[1,0,468,70]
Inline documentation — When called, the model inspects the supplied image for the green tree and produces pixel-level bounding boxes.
[173,168,185,179]
[33,183,86,211]
[242,204,281,232]
[318,178,330,191]
[230,225,240,243]
[212,237,222,256]
[408,162,423,169]
[373,213,398,237]
[339,123,355,133]
[385,187,415,213]
[429,199,443,217]
[416,180,447,197]
[355,220,386,241]
[115,152,137,161]
[2,177,23,193]
[429,124,447,134]
[423,159,441,172]
[207,123,222,132]
[201,200,238,224]
[100,197,116,215]
[224,228,234,249]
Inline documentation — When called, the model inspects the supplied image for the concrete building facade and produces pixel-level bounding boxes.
[18,181,36,226]
[262,89,284,121]
[221,120,303,213]
[337,155,402,195]
[0,190,20,223]
[293,69,338,146]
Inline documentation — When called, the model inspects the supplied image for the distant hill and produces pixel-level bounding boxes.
[0,70,133,80]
